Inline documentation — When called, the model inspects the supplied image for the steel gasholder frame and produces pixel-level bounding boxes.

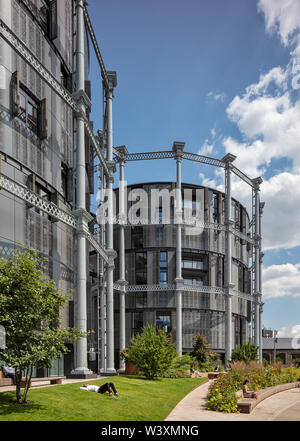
[113,146,264,366]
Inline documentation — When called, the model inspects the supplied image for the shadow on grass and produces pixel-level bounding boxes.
[0,392,45,416]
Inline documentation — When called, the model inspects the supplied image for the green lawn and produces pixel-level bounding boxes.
[0,376,206,421]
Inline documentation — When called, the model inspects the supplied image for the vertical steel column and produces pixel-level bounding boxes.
[71,0,94,377]
[98,165,107,374]
[259,201,265,363]
[104,71,117,375]
[116,146,128,373]
[222,153,236,367]
[253,178,263,349]
[173,142,185,355]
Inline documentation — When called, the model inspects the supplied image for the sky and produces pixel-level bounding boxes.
[87,0,300,339]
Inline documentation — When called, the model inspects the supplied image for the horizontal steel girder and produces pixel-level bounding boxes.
[0,172,77,228]
[115,149,254,187]
[113,283,252,301]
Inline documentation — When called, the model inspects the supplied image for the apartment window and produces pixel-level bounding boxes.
[61,162,68,199]
[61,64,72,93]
[135,292,147,308]
[132,226,143,248]
[156,313,171,334]
[156,206,163,224]
[159,251,168,285]
[10,71,48,139]
[183,195,197,217]
[159,293,168,307]
[212,192,219,223]
[182,258,205,270]
[19,90,38,134]
[135,252,147,285]
[39,0,57,40]
[132,312,143,335]
[184,277,204,286]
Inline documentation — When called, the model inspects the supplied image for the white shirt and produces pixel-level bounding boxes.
[80,385,99,393]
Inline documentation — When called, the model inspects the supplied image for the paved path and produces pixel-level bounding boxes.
[165,380,300,421]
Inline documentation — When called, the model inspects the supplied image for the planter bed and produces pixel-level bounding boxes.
[237,382,300,414]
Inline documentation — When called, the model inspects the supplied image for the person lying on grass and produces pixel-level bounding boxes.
[80,382,120,397]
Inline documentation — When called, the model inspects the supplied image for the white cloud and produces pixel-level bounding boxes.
[258,0,300,56]
[277,324,300,338]
[198,2,300,254]
[228,171,300,251]
[207,91,226,103]
[225,83,300,178]
[263,262,300,298]
[198,139,214,156]
[199,172,221,190]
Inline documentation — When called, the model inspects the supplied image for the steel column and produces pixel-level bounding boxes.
[253,178,263,349]
[71,0,94,377]
[105,72,117,375]
[223,153,236,367]
[116,147,128,372]
[173,142,185,355]
[259,201,265,362]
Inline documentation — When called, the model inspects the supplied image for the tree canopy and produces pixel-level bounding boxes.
[0,248,85,403]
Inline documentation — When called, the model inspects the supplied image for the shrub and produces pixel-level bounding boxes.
[190,334,220,370]
[161,353,192,378]
[122,325,177,380]
[293,358,300,368]
[231,342,258,364]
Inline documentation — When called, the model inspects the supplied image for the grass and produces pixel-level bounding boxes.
[0,376,207,421]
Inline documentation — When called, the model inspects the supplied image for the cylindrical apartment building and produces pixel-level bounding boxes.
[0,0,95,376]
[113,182,252,363]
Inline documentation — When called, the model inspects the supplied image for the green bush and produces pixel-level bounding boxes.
[293,358,300,368]
[231,342,258,364]
[190,334,220,370]
[161,353,192,378]
[122,325,177,380]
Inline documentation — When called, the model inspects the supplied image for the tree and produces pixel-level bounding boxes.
[122,325,177,379]
[231,342,258,364]
[0,248,86,404]
[190,334,219,368]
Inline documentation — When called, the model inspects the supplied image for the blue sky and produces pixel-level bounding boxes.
[88,0,300,339]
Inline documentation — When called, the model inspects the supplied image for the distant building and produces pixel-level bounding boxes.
[262,337,300,365]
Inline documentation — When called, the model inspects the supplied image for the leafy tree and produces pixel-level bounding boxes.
[122,324,177,379]
[190,334,219,368]
[0,248,86,404]
[231,342,258,364]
